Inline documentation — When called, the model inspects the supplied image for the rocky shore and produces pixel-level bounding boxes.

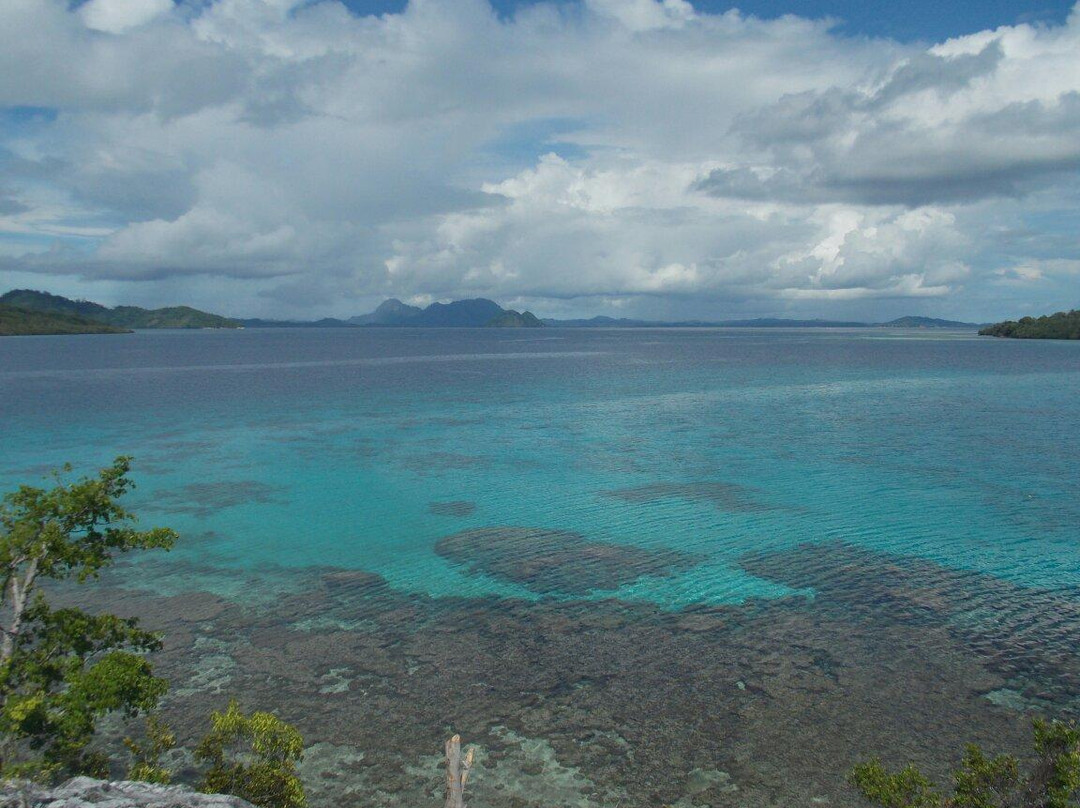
[0,777,254,808]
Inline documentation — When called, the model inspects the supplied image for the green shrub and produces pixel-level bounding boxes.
[195,700,306,808]
[850,719,1080,808]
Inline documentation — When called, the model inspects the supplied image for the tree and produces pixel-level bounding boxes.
[850,719,1080,808]
[124,714,176,785]
[0,457,176,778]
[195,700,306,808]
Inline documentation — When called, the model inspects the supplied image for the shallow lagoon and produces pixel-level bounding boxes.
[2,327,1078,806]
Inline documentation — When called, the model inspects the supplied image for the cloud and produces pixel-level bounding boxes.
[79,0,174,33]
[702,30,1080,207]
[0,0,1078,319]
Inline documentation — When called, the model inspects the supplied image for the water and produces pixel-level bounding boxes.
[1,327,1078,806]
[3,328,1076,598]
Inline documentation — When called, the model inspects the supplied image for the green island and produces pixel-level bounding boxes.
[2,459,1078,808]
[0,305,131,336]
[0,290,240,335]
[979,309,1080,340]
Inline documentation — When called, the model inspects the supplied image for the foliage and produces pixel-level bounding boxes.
[850,760,942,808]
[850,719,1080,808]
[0,304,129,336]
[979,310,1080,340]
[195,700,306,808]
[124,714,176,785]
[0,457,176,778]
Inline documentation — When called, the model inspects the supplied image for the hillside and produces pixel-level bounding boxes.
[412,298,505,326]
[0,290,240,329]
[979,309,1080,339]
[349,298,422,325]
[881,316,979,328]
[106,305,239,329]
[485,309,544,328]
[0,304,131,336]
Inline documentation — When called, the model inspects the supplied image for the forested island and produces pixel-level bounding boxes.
[979,309,1080,339]
[0,304,131,336]
[0,290,240,334]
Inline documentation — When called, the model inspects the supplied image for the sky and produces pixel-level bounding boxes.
[0,0,1078,322]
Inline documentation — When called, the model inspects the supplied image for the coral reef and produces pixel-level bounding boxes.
[435,527,701,594]
[55,539,1080,808]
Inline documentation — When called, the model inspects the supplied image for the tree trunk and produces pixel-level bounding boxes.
[444,735,474,808]
[1,559,38,664]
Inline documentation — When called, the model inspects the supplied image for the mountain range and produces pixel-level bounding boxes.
[237,298,544,328]
[348,298,543,327]
[539,314,980,328]
[1,288,985,337]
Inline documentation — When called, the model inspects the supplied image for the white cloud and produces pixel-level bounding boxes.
[585,0,695,32]
[0,0,1078,319]
[79,0,174,33]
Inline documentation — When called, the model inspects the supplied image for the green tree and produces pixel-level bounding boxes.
[195,700,306,808]
[850,719,1080,808]
[0,457,176,778]
[124,713,176,785]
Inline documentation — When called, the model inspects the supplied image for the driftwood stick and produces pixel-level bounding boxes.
[444,734,474,808]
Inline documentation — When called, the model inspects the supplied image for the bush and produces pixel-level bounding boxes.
[195,700,306,808]
[850,719,1080,808]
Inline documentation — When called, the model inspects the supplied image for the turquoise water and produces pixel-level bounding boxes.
[4,327,1080,806]
[2,327,1077,603]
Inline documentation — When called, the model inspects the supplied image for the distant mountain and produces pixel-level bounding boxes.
[350,298,538,327]
[541,315,871,328]
[881,316,979,329]
[540,316,641,327]
[0,289,240,329]
[485,309,544,328]
[979,309,1080,339]
[541,314,984,329]
[412,298,505,327]
[349,298,422,325]
[719,317,870,328]
[0,304,131,336]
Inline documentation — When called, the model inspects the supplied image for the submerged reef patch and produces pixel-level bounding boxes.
[145,480,289,518]
[435,526,702,595]
[429,500,477,517]
[741,541,1080,710]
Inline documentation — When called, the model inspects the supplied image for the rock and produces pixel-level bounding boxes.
[0,777,256,808]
